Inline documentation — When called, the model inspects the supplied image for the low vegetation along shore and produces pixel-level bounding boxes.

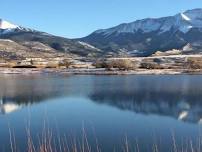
[1,55,202,75]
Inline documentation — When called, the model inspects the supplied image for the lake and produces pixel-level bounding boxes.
[0,74,202,152]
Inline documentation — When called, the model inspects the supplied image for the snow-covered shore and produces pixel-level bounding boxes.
[0,68,202,75]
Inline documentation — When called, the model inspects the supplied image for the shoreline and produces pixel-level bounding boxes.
[0,68,202,75]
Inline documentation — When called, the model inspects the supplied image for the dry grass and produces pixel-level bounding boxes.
[94,59,136,71]
[185,57,202,69]
[6,127,202,152]
[6,121,202,152]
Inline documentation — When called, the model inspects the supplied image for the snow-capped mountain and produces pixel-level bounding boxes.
[0,19,36,35]
[0,19,18,29]
[0,19,19,35]
[0,19,101,58]
[95,9,202,35]
[80,8,202,56]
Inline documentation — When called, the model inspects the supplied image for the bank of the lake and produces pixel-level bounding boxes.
[1,68,202,75]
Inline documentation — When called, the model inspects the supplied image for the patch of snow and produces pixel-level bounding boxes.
[78,41,101,51]
[178,111,189,120]
[0,39,14,43]
[182,43,192,51]
[179,25,192,33]
[180,13,191,21]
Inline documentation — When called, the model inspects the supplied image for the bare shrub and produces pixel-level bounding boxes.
[58,59,72,68]
[93,59,108,68]
[140,62,163,69]
[106,59,135,70]
[185,57,202,69]
[45,64,58,68]
[94,59,136,70]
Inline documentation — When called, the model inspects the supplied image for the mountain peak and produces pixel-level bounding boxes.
[0,19,18,30]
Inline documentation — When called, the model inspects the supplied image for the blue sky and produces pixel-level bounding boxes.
[1,0,202,38]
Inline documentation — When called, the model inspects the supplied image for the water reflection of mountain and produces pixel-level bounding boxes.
[0,75,95,114]
[0,88,65,114]
[0,99,22,114]
[1,74,202,123]
[0,75,65,99]
[0,94,57,114]
[0,74,83,114]
[89,76,202,124]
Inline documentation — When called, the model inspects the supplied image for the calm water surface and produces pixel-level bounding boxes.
[0,74,202,152]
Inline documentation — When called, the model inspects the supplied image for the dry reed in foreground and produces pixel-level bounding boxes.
[6,122,202,152]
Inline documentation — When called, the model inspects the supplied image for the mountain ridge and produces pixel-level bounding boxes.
[0,19,101,60]
[1,9,202,59]
[93,8,202,35]
[80,8,202,56]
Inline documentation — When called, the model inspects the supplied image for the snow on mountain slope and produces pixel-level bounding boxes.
[0,19,102,58]
[80,8,202,56]
[94,9,202,36]
[0,19,19,35]
[78,41,101,51]
[0,19,37,35]
[0,19,18,29]
[180,13,191,21]
[95,19,163,36]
